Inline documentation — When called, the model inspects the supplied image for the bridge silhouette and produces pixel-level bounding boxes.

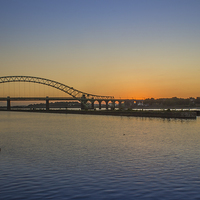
[0,76,141,110]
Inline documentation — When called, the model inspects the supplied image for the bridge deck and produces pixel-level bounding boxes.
[0,97,142,101]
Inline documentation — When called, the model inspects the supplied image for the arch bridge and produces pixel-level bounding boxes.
[0,76,141,110]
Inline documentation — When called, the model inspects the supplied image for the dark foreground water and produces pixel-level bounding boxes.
[0,112,200,200]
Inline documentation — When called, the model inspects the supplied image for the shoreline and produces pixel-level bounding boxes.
[0,109,197,119]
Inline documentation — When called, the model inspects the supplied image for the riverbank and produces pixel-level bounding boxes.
[1,109,197,119]
[63,110,197,119]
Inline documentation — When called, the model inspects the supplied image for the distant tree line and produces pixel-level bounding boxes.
[143,97,200,107]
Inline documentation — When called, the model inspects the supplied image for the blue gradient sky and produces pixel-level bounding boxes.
[1,0,200,98]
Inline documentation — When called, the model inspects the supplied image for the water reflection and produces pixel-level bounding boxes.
[0,112,200,199]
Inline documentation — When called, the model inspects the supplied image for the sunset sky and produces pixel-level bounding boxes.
[1,0,200,99]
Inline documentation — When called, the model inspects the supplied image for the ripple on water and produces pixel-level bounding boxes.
[0,112,200,199]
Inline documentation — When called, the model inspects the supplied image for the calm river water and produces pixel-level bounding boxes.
[0,112,200,199]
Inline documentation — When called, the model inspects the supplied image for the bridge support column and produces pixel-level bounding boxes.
[119,101,122,109]
[105,101,109,110]
[46,97,49,111]
[98,101,102,110]
[125,100,131,109]
[91,100,94,109]
[112,101,115,110]
[7,96,11,111]
[81,95,87,110]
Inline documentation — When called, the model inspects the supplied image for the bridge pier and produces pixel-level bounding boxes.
[112,100,115,110]
[106,101,109,110]
[46,97,49,111]
[81,95,87,110]
[119,101,122,109]
[91,100,94,109]
[7,96,11,111]
[98,101,102,110]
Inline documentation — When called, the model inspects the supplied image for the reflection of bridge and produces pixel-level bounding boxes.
[0,76,142,110]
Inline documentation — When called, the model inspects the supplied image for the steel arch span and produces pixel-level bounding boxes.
[0,76,114,99]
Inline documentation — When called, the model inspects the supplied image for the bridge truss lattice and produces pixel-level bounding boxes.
[0,76,114,100]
